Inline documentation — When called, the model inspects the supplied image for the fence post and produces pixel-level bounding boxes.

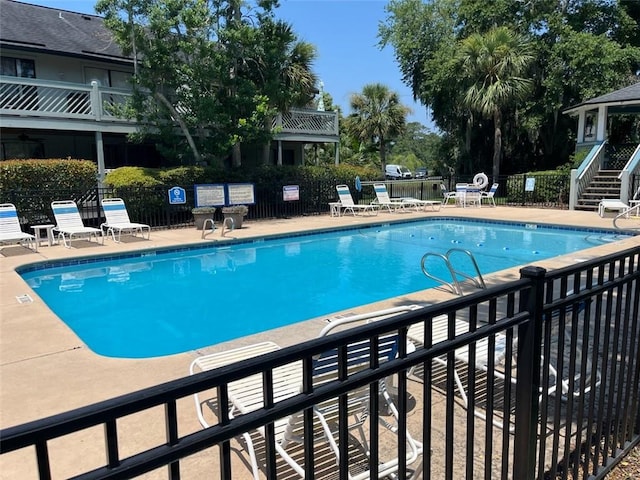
[513,265,546,480]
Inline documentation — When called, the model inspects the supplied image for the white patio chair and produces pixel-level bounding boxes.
[440,183,458,206]
[481,183,499,207]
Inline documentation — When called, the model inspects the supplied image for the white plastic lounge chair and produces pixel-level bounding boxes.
[0,203,37,252]
[372,183,416,212]
[335,184,378,216]
[625,187,640,217]
[404,314,511,428]
[190,341,282,430]
[191,311,422,479]
[51,200,104,248]
[403,300,600,431]
[401,197,442,211]
[480,183,499,207]
[100,198,151,242]
[598,199,629,218]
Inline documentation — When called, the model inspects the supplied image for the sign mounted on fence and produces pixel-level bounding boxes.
[194,184,225,207]
[283,185,299,201]
[525,178,536,192]
[227,183,255,205]
[168,186,186,204]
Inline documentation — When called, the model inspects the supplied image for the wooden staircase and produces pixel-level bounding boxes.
[575,170,622,212]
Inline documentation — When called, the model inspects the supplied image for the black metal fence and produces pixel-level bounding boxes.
[1,246,638,479]
[1,174,607,231]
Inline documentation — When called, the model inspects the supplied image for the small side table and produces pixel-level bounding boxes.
[31,224,56,247]
[329,202,341,217]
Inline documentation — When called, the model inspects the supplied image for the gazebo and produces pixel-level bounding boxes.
[563,82,640,211]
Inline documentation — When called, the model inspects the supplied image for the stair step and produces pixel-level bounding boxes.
[577,168,625,209]
[583,189,620,197]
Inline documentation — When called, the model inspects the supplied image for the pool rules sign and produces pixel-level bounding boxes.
[283,185,299,201]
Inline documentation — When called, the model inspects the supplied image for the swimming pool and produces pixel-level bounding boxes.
[19,219,630,358]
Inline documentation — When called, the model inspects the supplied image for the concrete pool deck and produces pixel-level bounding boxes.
[1,206,639,478]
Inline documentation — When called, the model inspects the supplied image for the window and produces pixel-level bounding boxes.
[0,57,37,110]
[84,67,131,88]
[0,56,35,78]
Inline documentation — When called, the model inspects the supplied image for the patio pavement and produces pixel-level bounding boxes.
[1,206,639,478]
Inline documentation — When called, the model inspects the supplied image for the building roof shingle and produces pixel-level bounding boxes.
[0,0,132,64]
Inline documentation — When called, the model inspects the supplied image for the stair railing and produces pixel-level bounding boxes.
[569,141,606,210]
[618,143,640,204]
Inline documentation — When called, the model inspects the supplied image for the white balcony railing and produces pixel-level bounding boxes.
[0,76,339,138]
[0,76,132,123]
[273,108,339,137]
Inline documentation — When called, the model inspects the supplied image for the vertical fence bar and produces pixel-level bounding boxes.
[35,441,52,480]
[217,384,232,479]
[513,266,546,480]
[165,400,180,480]
[104,419,120,468]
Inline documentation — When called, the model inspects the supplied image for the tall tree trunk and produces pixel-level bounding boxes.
[262,115,274,165]
[493,109,502,180]
[230,0,242,168]
[380,137,387,176]
[232,144,241,167]
[154,92,202,164]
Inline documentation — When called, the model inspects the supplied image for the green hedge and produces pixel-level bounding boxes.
[0,159,96,191]
[105,164,380,189]
[0,159,97,224]
[505,172,570,206]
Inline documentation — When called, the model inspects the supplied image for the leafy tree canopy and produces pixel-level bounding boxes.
[380,0,640,175]
[95,0,317,166]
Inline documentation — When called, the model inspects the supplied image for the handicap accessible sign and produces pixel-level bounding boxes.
[168,186,186,204]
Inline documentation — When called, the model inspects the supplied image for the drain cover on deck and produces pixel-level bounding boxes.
[16,294,33,304]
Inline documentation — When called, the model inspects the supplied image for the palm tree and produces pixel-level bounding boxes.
[253,19,317,165]
[457,26,533,179]
[347,83,410,175]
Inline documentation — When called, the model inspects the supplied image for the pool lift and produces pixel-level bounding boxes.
[421,248,486,296]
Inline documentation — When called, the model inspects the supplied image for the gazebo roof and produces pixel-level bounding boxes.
[564,82,640,115]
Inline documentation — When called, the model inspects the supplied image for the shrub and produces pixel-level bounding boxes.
[104,167,163,187]
[505,171,570,206]
[0,159,97,225]
[0,158,96,191]
[192,206,217,214]
[222,205,249,216]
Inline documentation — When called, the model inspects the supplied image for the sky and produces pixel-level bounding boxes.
[21,0,434,129]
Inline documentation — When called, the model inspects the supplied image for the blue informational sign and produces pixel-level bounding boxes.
[168,186,186,204]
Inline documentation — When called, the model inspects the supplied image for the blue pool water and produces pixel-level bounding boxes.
[20,219,630,358]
